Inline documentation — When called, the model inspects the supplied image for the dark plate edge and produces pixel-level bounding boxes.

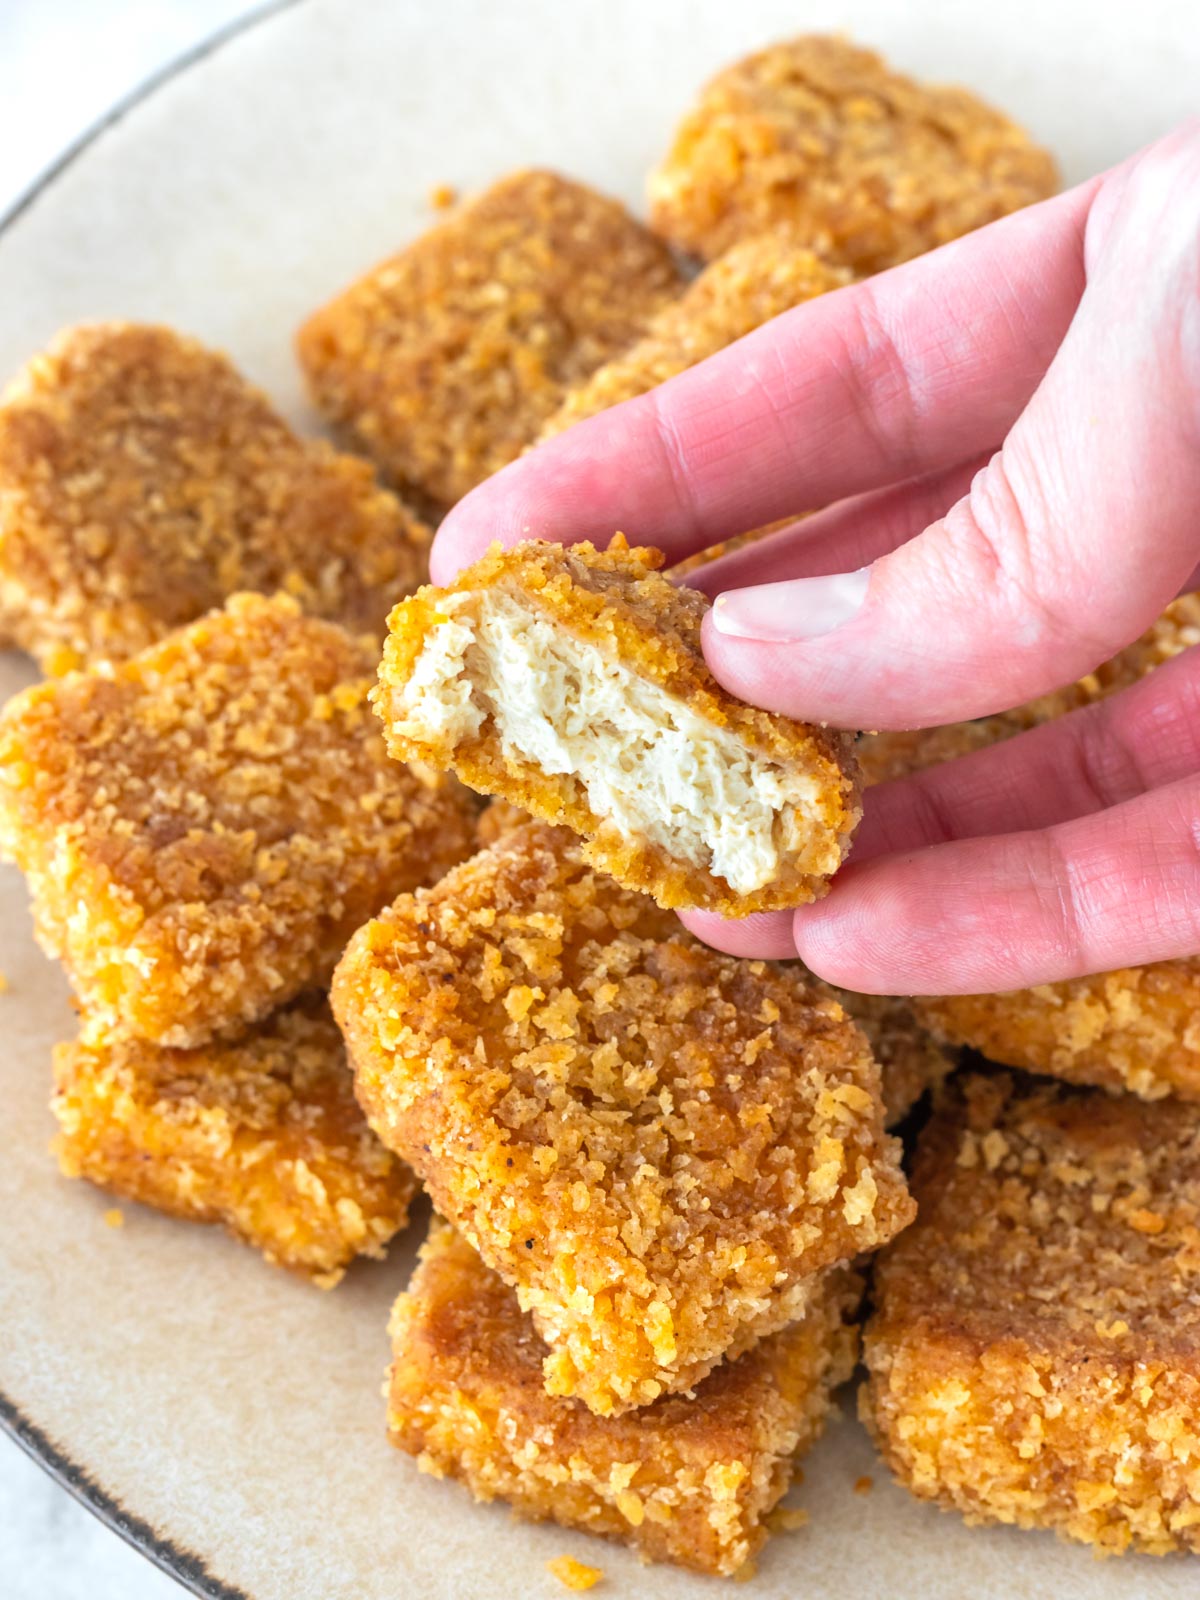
[0,5,306,1595]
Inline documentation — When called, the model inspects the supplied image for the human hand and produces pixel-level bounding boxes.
[431,122,1200,996]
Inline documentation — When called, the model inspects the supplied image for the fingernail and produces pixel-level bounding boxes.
[711,568,870,642]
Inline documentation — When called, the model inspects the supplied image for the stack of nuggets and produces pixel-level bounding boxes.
[372,537,862,916]
[865,1073,1200,1554]
[0,323,429,674]
[296,170,684,508]
[0,592,477,1278]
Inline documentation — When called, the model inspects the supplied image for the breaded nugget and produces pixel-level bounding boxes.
[647,36,1059,271]
[863,1072,1200,1554]
[834,990,956,1125]
[0,593,476,1047]
[53,996,414,1285]
[0,323,428,673]
[919,965,1200,1102]
[537,235,852,438]
[296,171,683,508]
[388,1219,862,1575]
[373,539,860,915]
[334,820,911,1416]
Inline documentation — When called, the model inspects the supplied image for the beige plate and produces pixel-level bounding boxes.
[1,0,1198,1594]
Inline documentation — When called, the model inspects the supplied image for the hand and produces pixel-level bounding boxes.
[431,122,1200,997]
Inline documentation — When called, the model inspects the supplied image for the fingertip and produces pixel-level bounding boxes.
[678,907,798,960]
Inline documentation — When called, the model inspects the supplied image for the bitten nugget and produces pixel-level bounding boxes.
[334,821,911,1416]
[0,593,476,1047]
[647,36,1059,271]
[0,323,428,673]
[388,1219,862,1575]
[537,236,852,438]
[373,539,860,915]
[864,1073,1200,1554]
[296,171,683,508]
[53,997,414,1285]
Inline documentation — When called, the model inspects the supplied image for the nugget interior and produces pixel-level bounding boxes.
[389,588,826,895]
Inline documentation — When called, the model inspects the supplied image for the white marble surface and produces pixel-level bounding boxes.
[0,5,259,1595]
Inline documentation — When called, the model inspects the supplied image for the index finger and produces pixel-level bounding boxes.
[431,178,1097,584]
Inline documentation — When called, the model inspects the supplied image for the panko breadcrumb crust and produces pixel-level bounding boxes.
[296,171,683,508]
[333,821,911,1416]
[647,36,1059,271]
[373,539,861,916]
[863,1073,1200,1555]
[0,324,428,673]
[858,592,1200,1100]
[537,236,853,439]
[53,997,415,1285]
[833,990,956,1125]
[387,1219,862,1576]
[0,593,476,1047]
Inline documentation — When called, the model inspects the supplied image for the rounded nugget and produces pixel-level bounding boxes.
[372,538,861,916]
[648,35,1059,272]
[333,820,912,1416]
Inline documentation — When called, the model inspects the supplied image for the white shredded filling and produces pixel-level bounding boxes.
[390,593,833,894]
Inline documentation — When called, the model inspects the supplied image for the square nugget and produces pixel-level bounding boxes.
[0,593,476,1046]
[373,538,861,915]
[537,234,853,438]
[334,820,911,1415]
[0,323,429,673]
[863,1072,1200,1554]
[388,1218,862,1576]
[296,170,683,508]
[53,996,415,1286]
[647,35,1058,272]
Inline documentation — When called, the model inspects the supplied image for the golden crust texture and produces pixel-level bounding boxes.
[858,593,1200,1099]
[834,990,956,1126]
[333,820,911,1416]
[0,593,476,1047]
[537,236,853,438]
[388,1219,861,1576]
[53,996,415,1285]
[863,1073,1200,1555]
[296,171,683,508]
[648,35,1058,272]
[373,538,861,916]
[0,323,428,673]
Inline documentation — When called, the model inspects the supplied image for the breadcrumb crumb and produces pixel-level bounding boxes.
[647,35,1058,271]
[0,323,428,672]
[387,1219,862,1575]
[0,593,476,1046]
[297,171,682,507]
[335,820,910,1415]
[103,1208,124,1229]
[545,1555,603,1590]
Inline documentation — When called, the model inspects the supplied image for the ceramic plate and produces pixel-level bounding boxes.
[2,1,1198,1594]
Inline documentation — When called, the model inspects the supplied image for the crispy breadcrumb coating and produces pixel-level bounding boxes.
[52,996,415,1285]
[834,990,956,1125]
[0,593,476,1047]
[537,236,852,438]
[296,171,683,508]
[334,821,910,1416]
[373,539,860,915]
[863,1073,1200,1555]
[857,593,1200,1099]
[0,324,428,673]
[647,35,1058,271]
[387,1219,862,1575]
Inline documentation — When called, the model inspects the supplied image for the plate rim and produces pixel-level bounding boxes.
[0,9,306,1593]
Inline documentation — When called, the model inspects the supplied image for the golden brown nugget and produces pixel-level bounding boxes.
[374,539,860,916]
[834,990,955,1125]
[647,36,1059,271]
[387,1219,862,1576]
[53,997,415,1285]
[334,821,911,1416]
[863,1073,1200,1555]
[538,236,853,438]
[0,323,428,673]
[0,593,476,1047]
[296,171,683,508]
